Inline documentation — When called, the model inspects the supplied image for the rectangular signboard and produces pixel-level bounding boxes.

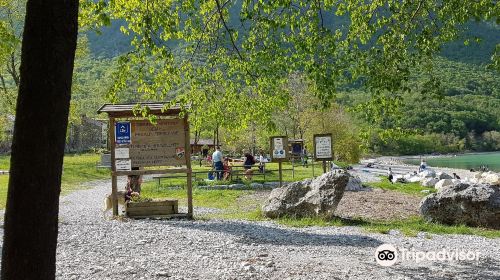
[270,136,288,162]
[314,133,333,160]
[115,121,131,144]
[127,119,186,167]
[115,159,132,171]
[115,147,130,159]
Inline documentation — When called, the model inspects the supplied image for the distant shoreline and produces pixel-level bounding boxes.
[398,151,500,160]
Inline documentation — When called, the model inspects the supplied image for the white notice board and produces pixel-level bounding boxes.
[270,136,288,162]
[115,147,130,159]
[115,159,132,171]
[273,137,286,159]
[314,134,333,160]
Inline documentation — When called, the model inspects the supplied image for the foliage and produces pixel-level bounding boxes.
[78,0,498,137]
[347,57,500,155]
[141,185,249,209]
[0,0,23,114]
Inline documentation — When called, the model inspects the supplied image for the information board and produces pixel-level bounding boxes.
[115,159,132,171]
[270,136,288,162]
[314,134,333,160]
[126,119,186,167]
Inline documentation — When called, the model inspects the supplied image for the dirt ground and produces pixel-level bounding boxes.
[241,188,421,221]
[335,188,421,221]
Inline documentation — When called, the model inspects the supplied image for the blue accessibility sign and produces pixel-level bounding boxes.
[115,122,131,144]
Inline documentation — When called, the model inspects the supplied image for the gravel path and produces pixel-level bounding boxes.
[1,178,500,279]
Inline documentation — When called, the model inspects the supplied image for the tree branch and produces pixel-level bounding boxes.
[0,74,13,108]
[317,0,324,30]
[214,0,243,60]
[410,0,424,22]
[7,53,20,87]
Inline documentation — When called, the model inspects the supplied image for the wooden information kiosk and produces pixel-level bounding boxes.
[313,133,333,173]
[270,136,289,187]
[98,102,193,218]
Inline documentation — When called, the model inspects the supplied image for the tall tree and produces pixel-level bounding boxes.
[1,0,79,279]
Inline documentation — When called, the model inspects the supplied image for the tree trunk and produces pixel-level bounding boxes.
[1,0,79,279]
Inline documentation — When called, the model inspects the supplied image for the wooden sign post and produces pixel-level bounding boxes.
[98,103,193,219]
[270,136,288,187]
[313,133,333,174]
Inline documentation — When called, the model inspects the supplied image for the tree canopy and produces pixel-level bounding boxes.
[79,0,498,132]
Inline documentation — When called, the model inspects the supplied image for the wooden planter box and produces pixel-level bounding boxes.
[126,199,179,219]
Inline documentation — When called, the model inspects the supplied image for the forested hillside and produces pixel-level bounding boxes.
[69,19,500,155]
[2,2,498,156]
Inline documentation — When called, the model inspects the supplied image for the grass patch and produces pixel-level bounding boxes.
[0,156,9,170]
[367,179,436,197]
[209,208,264,221]
[141,181,250,209]
[277,216,369,228]
[0,176,8,210]
[0,153,109,209]
[141,180,267,220]
[276,215,500,238]
[364,216,500,238]
[60,154,109,194]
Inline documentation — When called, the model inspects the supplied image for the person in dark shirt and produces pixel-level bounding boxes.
[243,153,256,180]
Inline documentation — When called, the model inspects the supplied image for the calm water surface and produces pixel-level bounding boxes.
[405,152,500,172]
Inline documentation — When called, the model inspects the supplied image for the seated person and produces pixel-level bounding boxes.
[124,175,141,202]
[243,153,256,180]
[223,157,232,180]
[126,175,143,194]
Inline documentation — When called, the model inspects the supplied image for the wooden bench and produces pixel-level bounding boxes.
[152,171,209,189]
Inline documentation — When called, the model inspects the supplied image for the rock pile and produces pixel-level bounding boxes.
[262,172,349,219]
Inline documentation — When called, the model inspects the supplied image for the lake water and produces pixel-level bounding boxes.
[405,152,500,172]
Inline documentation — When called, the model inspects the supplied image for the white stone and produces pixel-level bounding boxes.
[421,178,439,187]
[407,176,421,183]
[434,179,454,191]
[392,175,405,183]
[481,173,500,186]
[419,169,436,178]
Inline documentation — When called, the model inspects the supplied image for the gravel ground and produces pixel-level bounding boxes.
[1,177,499,279]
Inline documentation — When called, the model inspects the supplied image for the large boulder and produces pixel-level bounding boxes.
[421,177,439,187]
[262,172,349,219]
[420,183,500,229]
[434,179,454,191]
